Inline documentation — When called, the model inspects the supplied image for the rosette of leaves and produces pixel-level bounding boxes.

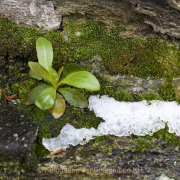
[25,37,100,119]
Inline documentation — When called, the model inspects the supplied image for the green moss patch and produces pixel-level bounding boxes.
[160,78,178,101]
[63,20,180,79]
[131,123,180,152]
[1,17,180,79]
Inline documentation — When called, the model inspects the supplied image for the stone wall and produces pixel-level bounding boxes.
[1,0,180,179]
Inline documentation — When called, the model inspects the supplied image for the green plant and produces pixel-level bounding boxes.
[25,37,100,119]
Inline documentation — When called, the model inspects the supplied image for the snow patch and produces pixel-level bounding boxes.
[43,95,180,152]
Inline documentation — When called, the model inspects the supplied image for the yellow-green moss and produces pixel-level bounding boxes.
[160,78,177,101]
[63,19,180,79]
[137,92,162,105]
[1,17,180,79]
[137,92,162,101]
[109,91,133,102]
[131,123,180,152]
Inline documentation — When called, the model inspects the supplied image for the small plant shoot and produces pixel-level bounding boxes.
[25,37,100,119]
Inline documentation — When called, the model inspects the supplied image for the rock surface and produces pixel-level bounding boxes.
[51,0,180,43]
[0,102,179,179]
[1,0,180,41]
[80,56,180,98]
[0,103,38,179]
[23,136,180,180]
[0,0,61,31]
[1,0,180,42]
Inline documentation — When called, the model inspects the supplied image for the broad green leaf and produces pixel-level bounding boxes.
[35,86,56,110]
[44,79,52,86]
[58,71,100,91]
[51,68,58,83]
[36,37,53,74]
[63,63,84,76]
[28,62,54,86]
[57,66,64,82]
[29,69,43,80]
[48,93,66,119]
[58,88,88,108]
[25,84,50,105]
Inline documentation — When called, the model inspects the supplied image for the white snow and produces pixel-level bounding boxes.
[42,95,180,152]
[157,174,175,180]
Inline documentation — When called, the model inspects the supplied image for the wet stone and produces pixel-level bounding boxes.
[22,136,180,180]
[0,102,38,163]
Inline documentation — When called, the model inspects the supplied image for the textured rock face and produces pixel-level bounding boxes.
[1,0,180,41]
[24,136,180,180]
[0,0,61,31]
[79,56,180,98]
[52,0,180,42]
[0,103,38,179]
[130,0,180,38]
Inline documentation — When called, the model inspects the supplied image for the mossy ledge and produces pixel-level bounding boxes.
[8,67,180,157]
[1,17,180,79]
[1,17,180,178]
[1,16,180,149]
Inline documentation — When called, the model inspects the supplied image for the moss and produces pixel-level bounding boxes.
[137,92,162,105]
[160,78,177,101]
[109,91,133,102]
[0,17,41,62]
[71,107,104,129]
[1,17,180,80]
[137,92,162,101]
[132,136,157,152]
[9,67,21,78]
[88,135,116,147]
[131,123,180,152]
[63,19,180,79]
[108,25,126,37]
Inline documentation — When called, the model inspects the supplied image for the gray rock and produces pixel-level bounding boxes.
[0,0,61,31]
[1,0,180,42]
[80,55,180,98]
[52,0,180,43]
[23,136,180,179]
